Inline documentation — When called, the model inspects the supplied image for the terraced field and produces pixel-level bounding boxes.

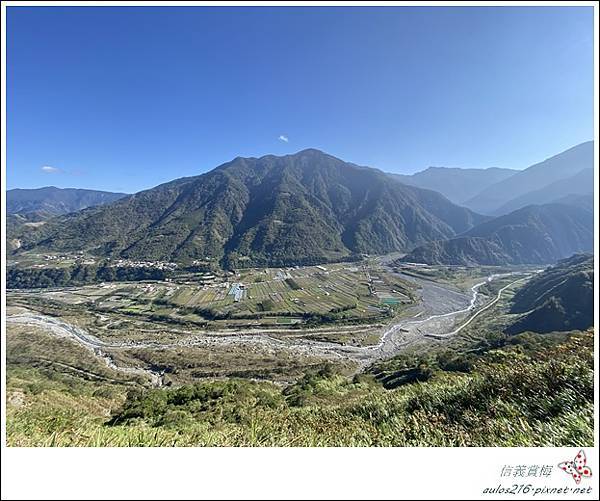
[8,262,416,328]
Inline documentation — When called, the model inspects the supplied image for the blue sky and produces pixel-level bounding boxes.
[7,6,594,193]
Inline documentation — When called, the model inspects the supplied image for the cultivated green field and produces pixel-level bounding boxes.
[7,261,417,333]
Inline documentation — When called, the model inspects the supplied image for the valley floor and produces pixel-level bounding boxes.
[5,259,592,446]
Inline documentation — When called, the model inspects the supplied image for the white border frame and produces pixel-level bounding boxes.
[1,2,598,500]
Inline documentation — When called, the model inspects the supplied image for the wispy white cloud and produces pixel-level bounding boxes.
[278,135,289,143]
[41,165,61,173]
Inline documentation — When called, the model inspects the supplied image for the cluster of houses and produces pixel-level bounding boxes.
[110,259,178,271]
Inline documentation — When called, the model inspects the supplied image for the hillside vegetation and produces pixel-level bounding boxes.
[507,254,594,335]
[7,330,593,446]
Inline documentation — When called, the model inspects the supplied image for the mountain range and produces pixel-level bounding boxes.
[392,141,594,216]
[13,149,486,267]
[7,186,127,219]
[463,141,594,215]
[492,167,593,215]
[391,166,517,206]
[400,202,593,266]
[8,143,594,268]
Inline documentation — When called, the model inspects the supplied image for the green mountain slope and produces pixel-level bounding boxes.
[507,254,593,334]
[401,203,593,265]
[15,149,486,267]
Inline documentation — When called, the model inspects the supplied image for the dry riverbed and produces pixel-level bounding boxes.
[6,267,535,384]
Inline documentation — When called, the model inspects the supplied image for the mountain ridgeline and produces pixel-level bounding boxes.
[401,202,594,266]
[464,141,594,215]
[391,166,517,205]
[387,142,594,216]
[7,186,127,219]
[15,149,487,267]
[493,167,593,215]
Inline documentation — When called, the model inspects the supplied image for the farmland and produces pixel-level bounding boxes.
[6,258,422,385]
[7,260,417,332]
[6,254,589,448]
[6,255,540,383]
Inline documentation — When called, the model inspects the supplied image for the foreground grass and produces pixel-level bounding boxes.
[6,331,593,446]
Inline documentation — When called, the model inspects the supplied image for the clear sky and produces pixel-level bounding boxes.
[7,6,594,193]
